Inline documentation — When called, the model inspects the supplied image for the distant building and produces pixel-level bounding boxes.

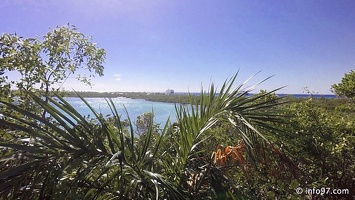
[166,89,174,95]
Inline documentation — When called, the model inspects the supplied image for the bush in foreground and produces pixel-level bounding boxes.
[0,74,292,199]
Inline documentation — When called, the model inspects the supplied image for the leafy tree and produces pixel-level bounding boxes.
[331,69,355,98]
[0,24,106,115]
[135,112,160,135]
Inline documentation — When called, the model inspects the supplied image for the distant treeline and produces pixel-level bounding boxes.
[64,91,198,104]
[63,91,342,105]
[64,91,123,98]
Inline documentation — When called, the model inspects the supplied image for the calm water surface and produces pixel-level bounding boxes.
[64,97,178,125]
[63,94,336,126]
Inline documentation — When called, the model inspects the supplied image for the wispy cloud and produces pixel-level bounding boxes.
[114,73,122,81]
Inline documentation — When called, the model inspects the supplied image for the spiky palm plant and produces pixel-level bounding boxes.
[0,72,289,199]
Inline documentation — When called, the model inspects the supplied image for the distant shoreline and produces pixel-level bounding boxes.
[63,91,196,104]
[63,91,337,104]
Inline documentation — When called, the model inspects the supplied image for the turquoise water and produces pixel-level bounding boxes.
[64,97,178,125]
[63,93,336,126]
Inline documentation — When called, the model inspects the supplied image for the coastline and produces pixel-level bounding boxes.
[63,91,337,103]
[64,91,198,104]
[63,91,338,100]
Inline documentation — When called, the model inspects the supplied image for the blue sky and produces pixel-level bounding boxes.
[1,0,355,94]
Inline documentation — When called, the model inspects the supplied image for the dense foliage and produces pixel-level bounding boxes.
[2,81,354,199]
[331,69,355,98]
[0,73,294,199]
[0,24,105,116]
[281,98,355,199]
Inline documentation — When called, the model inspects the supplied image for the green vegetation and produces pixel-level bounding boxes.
[64,91,123,98]
[63,91,198,104]
[0,27,354,199]
[331,69,355,98]
[0,24,105,117]
[0,74,289,199]
[282,98,355,193]
[116,92,196,104]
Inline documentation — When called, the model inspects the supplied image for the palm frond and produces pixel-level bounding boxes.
[0,72,288,199]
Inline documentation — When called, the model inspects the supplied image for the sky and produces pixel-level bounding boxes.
[1,0,355,94]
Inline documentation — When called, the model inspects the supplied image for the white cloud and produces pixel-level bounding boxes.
[114,73,122,81]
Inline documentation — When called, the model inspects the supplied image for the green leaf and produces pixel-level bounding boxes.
[0,161,40,179]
